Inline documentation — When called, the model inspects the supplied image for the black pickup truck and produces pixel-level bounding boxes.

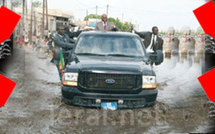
[61,32,163,109]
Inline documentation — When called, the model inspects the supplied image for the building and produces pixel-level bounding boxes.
[14,8,74,37]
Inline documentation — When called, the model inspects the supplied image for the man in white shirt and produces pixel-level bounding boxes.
[146,33,158,52]
[135,26,163,53]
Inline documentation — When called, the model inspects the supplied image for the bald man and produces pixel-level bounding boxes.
[95,14,117,31]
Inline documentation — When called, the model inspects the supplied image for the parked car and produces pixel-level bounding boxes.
[61,32,163,109]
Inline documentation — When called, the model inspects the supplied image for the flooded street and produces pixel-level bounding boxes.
[0,46,213,133]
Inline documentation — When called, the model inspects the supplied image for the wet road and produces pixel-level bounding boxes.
[0,46,213,133]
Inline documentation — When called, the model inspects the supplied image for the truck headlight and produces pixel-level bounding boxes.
[62,73,78,87]
[142,76,157,89]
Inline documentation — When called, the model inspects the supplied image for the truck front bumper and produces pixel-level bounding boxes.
[61,86,158,109]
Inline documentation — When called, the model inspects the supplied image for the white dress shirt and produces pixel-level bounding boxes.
[146,34,157,52]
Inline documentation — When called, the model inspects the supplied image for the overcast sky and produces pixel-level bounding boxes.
[47,0,206,31]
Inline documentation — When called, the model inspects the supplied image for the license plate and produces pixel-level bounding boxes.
[101,102,117,110]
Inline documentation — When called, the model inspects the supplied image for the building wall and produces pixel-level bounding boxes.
[14,8,73,38]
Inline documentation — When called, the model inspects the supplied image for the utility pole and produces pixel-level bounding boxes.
[5,0,7,7]
[42,0,45,38]
[96,5,98,23]
[22,0,25,35]
[45,0,48,31]
[30,0,33,45]
[86,9,88,26]
[25,0,28,35]
[34,8,36,36]
[25,0,27,15]
[106,4,109,16]
[10,0,13,10]
[23,0,25,21]
[3,0,5,6]
[122,13,124,23]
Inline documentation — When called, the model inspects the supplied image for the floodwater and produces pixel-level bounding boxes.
[0,45,213,134]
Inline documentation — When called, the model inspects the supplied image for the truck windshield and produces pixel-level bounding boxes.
[75,34,145,57]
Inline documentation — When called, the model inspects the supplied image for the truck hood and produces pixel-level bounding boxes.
[66,55,155,75]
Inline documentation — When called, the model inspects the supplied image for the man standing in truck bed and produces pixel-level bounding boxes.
[95,14,117,31]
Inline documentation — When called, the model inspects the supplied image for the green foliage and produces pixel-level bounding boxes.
[32,1,41,8]
[85,14,133,31]
[11,0,21,7]
[84,14,101,21]
[159,31,165,35]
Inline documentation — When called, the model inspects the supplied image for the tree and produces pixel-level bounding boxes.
[32,1,41,8]
[11,0,21,9]
[84,14,101,20]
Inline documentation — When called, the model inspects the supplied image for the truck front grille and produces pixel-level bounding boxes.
[79,72,141,90]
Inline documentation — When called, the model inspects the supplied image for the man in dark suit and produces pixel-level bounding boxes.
[64,26,82,39]
[135,26,163,53]
[51,25,75,80]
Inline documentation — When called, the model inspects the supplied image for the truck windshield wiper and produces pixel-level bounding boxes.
[107,54,140,57]
[75,53,106,56]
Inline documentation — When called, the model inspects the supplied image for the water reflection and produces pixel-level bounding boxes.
[155,52,205,107]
